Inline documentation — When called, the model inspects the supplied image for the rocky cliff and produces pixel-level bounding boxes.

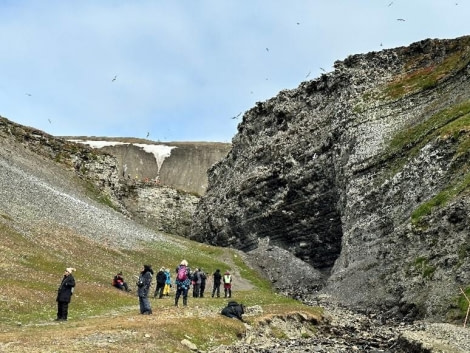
[190,36,470,321]
[69,138,231,196]
[0,119,218,237]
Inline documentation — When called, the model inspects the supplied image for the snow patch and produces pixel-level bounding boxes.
[68,140,177,172]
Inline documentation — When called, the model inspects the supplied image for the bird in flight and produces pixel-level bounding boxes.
[305,71,311,78]
[265,48,269,52]
[112,75,117,82]
[146,132,150,138]
[25,93,32,96]
[388,1,393,6]
[231,112,242,119]
[397,18,406,21]
[320,67,326,72]
[48,118,52,124]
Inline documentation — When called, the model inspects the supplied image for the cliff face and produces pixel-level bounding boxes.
[76,140,231,196]
[191,36,470,320]
[0,121,224,237]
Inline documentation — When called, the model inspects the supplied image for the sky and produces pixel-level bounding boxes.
[0,1,468,143]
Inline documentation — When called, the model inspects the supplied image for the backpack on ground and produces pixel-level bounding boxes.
[177,265,188,281]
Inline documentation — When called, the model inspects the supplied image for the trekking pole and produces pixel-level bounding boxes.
[459,287,470,328]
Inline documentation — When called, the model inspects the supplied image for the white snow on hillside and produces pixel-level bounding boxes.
[69,140,176,172]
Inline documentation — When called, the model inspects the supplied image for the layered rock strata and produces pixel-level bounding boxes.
[191,36,470,321]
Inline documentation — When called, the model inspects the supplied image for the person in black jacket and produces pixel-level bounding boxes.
[199,269,207,298]
[221,301,245,321]
[211,269,222,298]
[137,264,153,314]
[154,267,166,298]
[56,267,76,321]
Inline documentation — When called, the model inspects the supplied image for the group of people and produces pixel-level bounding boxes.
[55,261,235,320]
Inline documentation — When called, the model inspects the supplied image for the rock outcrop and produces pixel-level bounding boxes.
[0,119,213,236]
[69,138,231,196]
[190,36,470,321]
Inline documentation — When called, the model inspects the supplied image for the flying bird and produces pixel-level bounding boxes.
[146,132,150,138]
[320,67,326,72]
[231,112,242,119]
[265,48,269,52]
[48,119,52,124]
[388,1,393,6]
[112,75,117,82]
[397,18,406,21]
[305,71,311,78]
[296,22,300,25]
[25,93,32,96]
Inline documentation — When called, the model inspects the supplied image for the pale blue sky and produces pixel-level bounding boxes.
[0,0,468,142]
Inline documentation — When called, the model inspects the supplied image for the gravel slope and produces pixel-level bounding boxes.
[0,134,168,249]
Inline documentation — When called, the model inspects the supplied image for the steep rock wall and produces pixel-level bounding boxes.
[80,140,231,196]
[190,36,470,320]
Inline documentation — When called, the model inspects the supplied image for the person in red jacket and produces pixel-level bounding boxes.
[112,271,130,292]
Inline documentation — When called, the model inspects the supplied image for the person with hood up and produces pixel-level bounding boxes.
[137,264,153,314]
[56,267,76,321]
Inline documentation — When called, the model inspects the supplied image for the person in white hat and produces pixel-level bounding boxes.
[56,267,76,321]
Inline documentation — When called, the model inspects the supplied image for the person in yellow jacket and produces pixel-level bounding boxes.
[223,271,232,298]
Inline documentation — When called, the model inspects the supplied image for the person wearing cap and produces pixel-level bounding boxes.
[56,267,76,321]
[137,264,153,314]
[112,271,130,292]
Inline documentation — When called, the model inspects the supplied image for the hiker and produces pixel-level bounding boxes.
[162,268,172,296]
[56,267,76,321]
[192,268,201,298]
[154,267,166,298]
[137,264,153,314]
[212,269,222,298]
[223,271,232,298]
[221,301,245,322]
[174,259,191,307]
[199,268,207,298]
[112,271,130,292]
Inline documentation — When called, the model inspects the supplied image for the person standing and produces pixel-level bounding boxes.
[174,260,191,307]
[163,268,172,296]
[223,271,232,298]
[154,267,166,298]
[192,268,201,298]
[137,264,153,314]
[199,268,207,298]
[56,267,76,321]
[212,269,222,298]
